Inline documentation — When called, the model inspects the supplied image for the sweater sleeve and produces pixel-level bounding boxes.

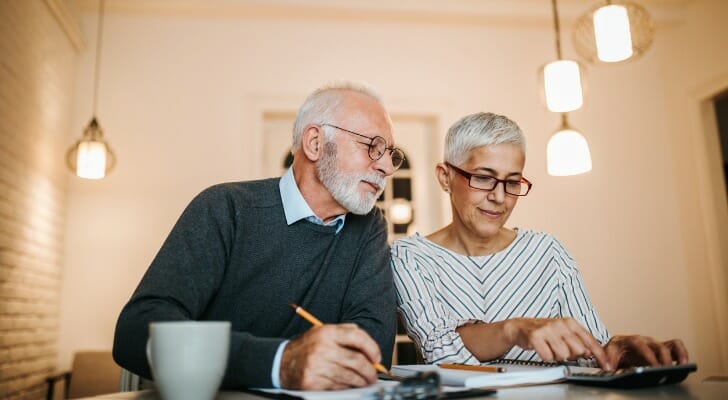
[550,236,611,344]
[339,209,397,368]
[391,239,480,364]
[112,186,283,389]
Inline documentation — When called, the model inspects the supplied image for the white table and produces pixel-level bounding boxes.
[81,381,728,400]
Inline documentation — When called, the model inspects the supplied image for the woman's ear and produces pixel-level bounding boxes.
[435,163,451,194]
[301,125,322,161]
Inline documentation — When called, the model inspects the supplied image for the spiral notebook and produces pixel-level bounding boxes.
[391,362,568,388]
[393,359,697,389]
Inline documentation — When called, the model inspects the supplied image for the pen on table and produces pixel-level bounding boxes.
[290,303,389,374]
[438,363,506,373]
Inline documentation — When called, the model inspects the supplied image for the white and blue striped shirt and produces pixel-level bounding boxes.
[391,229,610,364]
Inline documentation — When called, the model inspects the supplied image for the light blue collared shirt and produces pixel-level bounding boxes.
[279,167,346,233]
[270,167,346,387]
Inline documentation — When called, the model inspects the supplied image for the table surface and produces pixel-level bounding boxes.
[81,381,728,400]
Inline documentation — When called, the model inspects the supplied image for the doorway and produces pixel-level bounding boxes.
[712,91,728,197]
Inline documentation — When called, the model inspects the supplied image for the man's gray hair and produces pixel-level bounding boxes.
[291,81,383,152]
[444,112,526,165]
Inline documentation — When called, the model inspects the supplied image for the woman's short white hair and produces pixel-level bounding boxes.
[444,112,526,165]
[291,81,383,152]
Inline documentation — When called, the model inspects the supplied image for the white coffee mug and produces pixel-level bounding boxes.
[147,321,231,400]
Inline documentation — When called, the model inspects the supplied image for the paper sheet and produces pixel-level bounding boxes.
[255,380,399,400]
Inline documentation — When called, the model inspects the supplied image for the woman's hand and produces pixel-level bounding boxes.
[505,317,612,370]
[457,317,611,369]
[604,335,689,369]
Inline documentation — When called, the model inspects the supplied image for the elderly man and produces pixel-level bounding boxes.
[113,82,404,390]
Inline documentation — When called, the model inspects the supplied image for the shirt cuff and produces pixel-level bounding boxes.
[270,340,289,388]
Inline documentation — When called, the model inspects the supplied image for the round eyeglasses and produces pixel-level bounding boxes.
[321,124,405,170]
[446,162,532,196]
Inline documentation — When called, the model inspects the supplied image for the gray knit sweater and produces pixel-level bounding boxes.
[112,178,396,388]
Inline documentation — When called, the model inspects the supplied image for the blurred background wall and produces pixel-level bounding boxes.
[1,0,726,397]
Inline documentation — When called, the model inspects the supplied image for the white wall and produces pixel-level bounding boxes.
[656,0,728,377]
[58,0,728,379]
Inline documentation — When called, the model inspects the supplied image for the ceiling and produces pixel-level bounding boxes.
[69,0,692,26]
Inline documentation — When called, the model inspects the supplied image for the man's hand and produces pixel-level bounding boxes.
[604,335,689,369]
[279,323,382,390]
[506,317,611,370]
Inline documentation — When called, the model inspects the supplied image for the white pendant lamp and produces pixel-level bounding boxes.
[542,0,584,113]
[593,3,633,62]
[547,114,592,176]
[66,0,116,179]
[543,60,584,112]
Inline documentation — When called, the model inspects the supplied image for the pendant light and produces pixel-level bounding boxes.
[388,198,413,225]
[593,2,633,62]
[541,0,585,113]
[547,114,592,176]
[66,0,116,179]
[573,1,655,64]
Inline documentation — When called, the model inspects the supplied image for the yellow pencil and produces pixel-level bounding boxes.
[290,303,389,374]
[439,363,506,373]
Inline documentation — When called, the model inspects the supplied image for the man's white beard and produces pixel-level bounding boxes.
[316,142,386,215]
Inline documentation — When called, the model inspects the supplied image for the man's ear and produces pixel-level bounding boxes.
[435,163,451,194]
[301,125,322,161]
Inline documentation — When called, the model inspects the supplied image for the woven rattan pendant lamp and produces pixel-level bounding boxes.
[572,0,655,64]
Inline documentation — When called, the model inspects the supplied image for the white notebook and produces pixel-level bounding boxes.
[392,363,569,388]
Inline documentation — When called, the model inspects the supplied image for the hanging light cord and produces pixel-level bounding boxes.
[92,0,106,116]
[550,0,562,60]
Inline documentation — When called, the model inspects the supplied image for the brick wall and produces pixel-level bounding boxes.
[0,1,79,399]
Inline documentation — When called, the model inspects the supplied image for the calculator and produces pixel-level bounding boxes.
[566,363,697,389]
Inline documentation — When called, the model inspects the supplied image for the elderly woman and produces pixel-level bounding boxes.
[392,112,688,371]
